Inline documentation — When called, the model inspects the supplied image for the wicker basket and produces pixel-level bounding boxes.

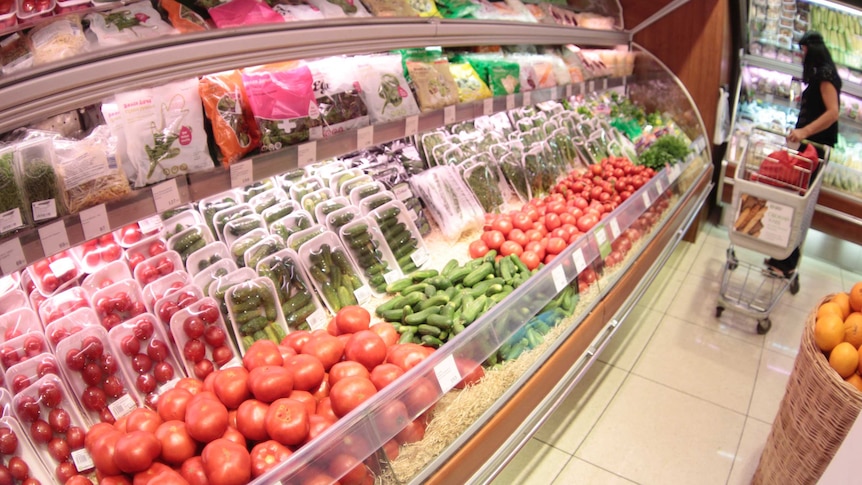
[752,295,862,485]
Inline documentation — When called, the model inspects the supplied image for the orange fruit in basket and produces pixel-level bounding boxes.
[815,314,846,352]
[829,342,859,379]
[832,292,852,319]
[846,374,862,393]
[844,313,862,348]
[851,283,862,313]
[817,302,844,321]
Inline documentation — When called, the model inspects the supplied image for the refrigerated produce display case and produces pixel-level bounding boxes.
[0,4,714,484]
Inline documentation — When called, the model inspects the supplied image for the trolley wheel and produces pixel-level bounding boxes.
[727,262,738,271]
[757,318,772,335]
[790,277,800,295]
[715,306,724,318]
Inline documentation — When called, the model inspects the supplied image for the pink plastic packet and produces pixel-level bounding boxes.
[208,0,283,28]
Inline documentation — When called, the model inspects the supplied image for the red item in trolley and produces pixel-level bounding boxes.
[750,143,819,193]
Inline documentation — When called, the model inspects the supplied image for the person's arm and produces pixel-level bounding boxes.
[788,80,840,143]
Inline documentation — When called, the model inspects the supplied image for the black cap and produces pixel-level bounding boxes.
[800,31,824,47]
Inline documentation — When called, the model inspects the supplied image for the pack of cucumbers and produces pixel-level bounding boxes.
[256,248,326,331]
[339,216,401,295]
[168,224,214,265]
[298,231,371,313]
[369,200,429,274]
[225,277,289,351]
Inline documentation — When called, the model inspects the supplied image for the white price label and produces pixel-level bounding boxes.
[506,94,515,111]
[297,141,317,167]
[642,192,651,208]
[572,248,587,274]
[357,126,374,149]
[80,204,110,241]
[138,215,163,235]
[383,270,402,285]
[107,393,137,419]
[48,257,75,278]
[522,91,532,106]
[593,225,608,246]
[551,266,567,293]
[602,78,608,91]
[222,357,243,369]
[669,164,681,182]
[483,98,494,116]
[38,220,70,255]
[609,218,620,239]
[443,105,456,125]
[393,184,412,201]
[152,179,181,213]
[410,246,429,266]
[32,199,57,221]
[158,378,180,395]
[354,285,372,304]
[405,115,419,137]
[566,84,573,97]
[0,208,23,234]
[0,238,26,275]
[72,449,94,472]
[230,160,253,188]
[588,80,595,93]
[656,179,664,194]
[551,86,559,100]
[307,309,328,330]
[433,354,461,391]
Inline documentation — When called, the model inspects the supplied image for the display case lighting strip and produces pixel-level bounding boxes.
[804,0,862,16]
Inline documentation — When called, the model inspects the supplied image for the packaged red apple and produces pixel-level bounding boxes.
[153,284,202,328]
[12,374,93,481]
[26,251,80,296]
[81,260,132,298]
[0,414,56,484]
[71,233,123,274]
[170,297,241,380]
[225,277,288,352]
[37,286,89,327]
[0,332,48,374]
[142,271,192,313]
[115,217,163,248]
[5,353,60,395]
[186,241,231,277]
[55,325,139,425]
[125,233,168,272]
[0,290,27,317]
[167,224,214,266]
[44,307,97,350]
[298,231,372,313]
[133,250,183,287]
[91,279,146,330]
[163,209,204,240]
[193,258,237,298]
[0,309,41,345]
[108,313,186,409]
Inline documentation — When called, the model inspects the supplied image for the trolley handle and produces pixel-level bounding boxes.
[752,127,831,163]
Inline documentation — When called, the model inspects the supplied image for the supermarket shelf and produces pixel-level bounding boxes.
[0,77,630,277]
[743,54,862,99]
[0,19,629,135]
[748,93,862,130]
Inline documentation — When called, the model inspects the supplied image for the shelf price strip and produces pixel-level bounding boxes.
[433,354,462,392]
[552,265,567,293]
[571,247,587,274]
[357,126,374,150]
[79,204,110,241]
[38,220,70,255]
[444,105,456,125]
[230,159,253,188]
[506,95,515,111]
[522,91,532,107]
[405,116,419,137]
[297,141,317,168]
[152,178,181,213]
[0,238,26,275]
[483,98,494,116]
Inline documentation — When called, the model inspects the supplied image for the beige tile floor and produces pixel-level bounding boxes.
[492,222,858,485]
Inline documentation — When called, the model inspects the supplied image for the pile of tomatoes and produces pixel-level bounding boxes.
[470,157,655,277]
[78,306,480,485]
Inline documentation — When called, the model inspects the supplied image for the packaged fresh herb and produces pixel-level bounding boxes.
[242,63,317,152]
[449,62,492,103]
[15,138,65,224]
[359,0,417,16]
[354,54,420,124]
[0,147,29,237]
[307,58,370,139]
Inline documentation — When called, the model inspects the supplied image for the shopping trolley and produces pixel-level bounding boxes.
[716,128,829,334]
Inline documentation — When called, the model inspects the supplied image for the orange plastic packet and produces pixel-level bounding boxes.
[199,70,261,166]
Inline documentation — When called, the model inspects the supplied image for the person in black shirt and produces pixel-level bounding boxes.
[766,30,840,277]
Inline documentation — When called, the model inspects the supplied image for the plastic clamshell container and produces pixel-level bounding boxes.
[249,187,289,215]
[300,188,334,221]
[0,4,17,29]
[0,388,11,416]
[339,216,402,295]
[0,308,41,343]
[27,289,47,314]
[142,270,192,312]
[5,352,59,395]
[169,297,242,380]
[115,217,164,248]
[38,286,90,327]
[262,199,299,227]
[27,251,81,296]
[275,168,307,192]
[287,224,326,251]
[153,284,203,328]
[186,241,231,277]
[325,205,360,234]
[228,228,267,268]
[90,279,146,331]
[289,176,325,203]
[212,203,254,243]
[207,267,255,323]
[44,306,98,350]
[256,248,327,331]
[0,332,48,374]
[197,191,239,232]
[0,272,19,296]
[309,160,347,188]
[133,250,183,287]
[15,0,55,22]
[162,209,205,240]
[193,258,238,298]
[238,178,275,203]
[358,190,396,215]
[329,168,365,195]
[298,231,372,314]
[107,313,186,409]
[10,374,90,474]
[349,181,387,206]
[313,196,350,225]
[269,210,314,242]
[125,233,168,272]
[0,289,28,317]
[243,234,285,270]
[167,224,214,266]
[225,277,289,353]
[81,260,132,298]
[54,324,140,425]
[370,199,430,271]
[338,174,373,198]
[222,213,266,248]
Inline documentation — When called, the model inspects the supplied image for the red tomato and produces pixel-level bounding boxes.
[507,228,528,247]
[264,398,309,446]
[179,457,208,485]
[369,363,405,391]
[157,388,193,422]
[329,361,370,387]
[511,212,533,232]
[235,399,269,442]
[242,340,284,370]
[154,420,196,466]
[88,429,122,476]
[576,213,599,232]
[402,377,439,415]
[212,368,251,409]
[499,240,523,257]
[386,344,430,372]
[288,390,316,417]
[454,358,485,389]
[544,213,561,231]
[173,378,204,396]
[311,374,330,401]
[370,322,398,347]
[375,399,409,437]
[281,330,312,353]
[185,397,228,443]
[328,453,368,485]
[480,230,505,251]
[306,413,335,443]
[329,376,377,418]
[382,439,399,461]
[220,427,246,447]
[126,408,162,434]
[490,217,513,237]
[335,306,371,334]
[546,237,567,255]
[301,335,344,371]
[316,397,338,422]
[520,251,540,270]
[284,353,325,392]
[113,430,161,474]
[250,440,292,478]
[201,439,251,485]
[344,331,387,371]
[524,241,545,261]
[395,418,426,445]
[468,240,489,259]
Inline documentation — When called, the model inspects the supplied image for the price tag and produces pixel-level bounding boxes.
[551,86,559,100]
[642,191,651,208]
[656,179,664,194]
[107,394,137,419]
[38,220,70,255]
[354,285,372,304]
[230,160,253,188]
[602,78,608,91]
[49,257,75,278]
[383,270,402,285]
[594,224,611,259]
[551,266,567,292]
[522,91,532,106]
[506,95,515,111]
[79,204,110,241]
[307,309,328,330]
[433,354,462,391]
[138,215,163,235]
[405,115,419,137]
[0,238,26,275]
[393,184,412,201]
[297,141,317,168]
[609,218,620,239]
[483,98,494,116]
[566,84,573,98]
[588,80,595,93]
[579,83,585,96]
[32,200,57,222]
[0,208,23,234]
[410,246,429,266]
[72,449,94,472]
[443,105,456,125]
[357,126,374,149]
[152,179,181,213]
[157,378,180,395]
[572,248,587,274]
